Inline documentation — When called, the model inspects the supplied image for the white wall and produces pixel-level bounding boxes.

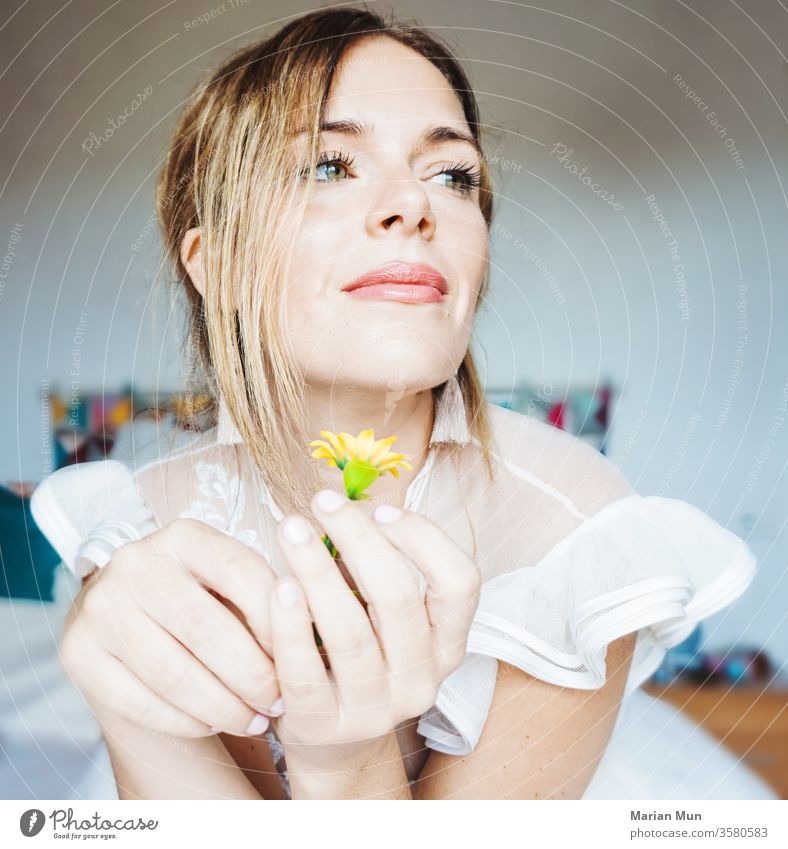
[1,0,786,665]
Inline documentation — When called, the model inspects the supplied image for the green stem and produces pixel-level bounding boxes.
[313,531,361,648]
[312,621,323,648]
[322,533,338,558]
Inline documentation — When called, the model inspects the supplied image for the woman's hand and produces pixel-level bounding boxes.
[60,518,283,740]
[267,488,482,766]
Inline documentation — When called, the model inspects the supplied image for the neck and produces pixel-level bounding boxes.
[303,382,436,509]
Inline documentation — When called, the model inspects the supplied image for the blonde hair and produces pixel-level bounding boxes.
[156,5,496,517]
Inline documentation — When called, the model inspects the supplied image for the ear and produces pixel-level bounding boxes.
[179,226,205,298]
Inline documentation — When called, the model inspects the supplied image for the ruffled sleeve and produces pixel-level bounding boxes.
[30,460,158,578]
[417,493,758,756]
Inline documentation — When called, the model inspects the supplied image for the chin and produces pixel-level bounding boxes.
[307,361,454,396]
[299,334,465,393]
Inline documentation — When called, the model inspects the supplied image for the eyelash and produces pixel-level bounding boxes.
[305,148,482,195]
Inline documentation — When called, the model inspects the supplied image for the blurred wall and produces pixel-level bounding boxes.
[1,0,786,664]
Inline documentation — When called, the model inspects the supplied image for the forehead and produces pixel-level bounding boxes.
[324,36,469,129]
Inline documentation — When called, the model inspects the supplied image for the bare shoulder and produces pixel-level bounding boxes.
[485,402,634,518]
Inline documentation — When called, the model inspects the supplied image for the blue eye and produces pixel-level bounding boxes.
[431,165,482,194]
[315,160,349,182]
[309,149,355,182]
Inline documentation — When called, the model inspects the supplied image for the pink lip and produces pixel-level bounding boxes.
[342,261,448,303]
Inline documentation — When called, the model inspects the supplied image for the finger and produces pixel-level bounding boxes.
[276,513,384,689]
[269,576,333,717]
[85,645,213,739]
[308,491,433,672]
[141,565,281,715]
[158,519,278,651]
[106,606,272,737]
[309,489,428,622]
[371,503,481,673]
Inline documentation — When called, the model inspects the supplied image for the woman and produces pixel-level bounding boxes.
[32,6,774,800]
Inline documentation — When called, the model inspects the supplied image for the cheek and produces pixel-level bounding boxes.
[283,221,347,364]
[437,198,487,273]
[467,211,490,269]
[286,195,357,281]
[454,213,489,310]
[284,209,339,310]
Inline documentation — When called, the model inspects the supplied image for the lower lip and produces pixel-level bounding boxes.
[344,284,445,303]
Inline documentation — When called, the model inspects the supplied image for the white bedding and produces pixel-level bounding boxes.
[0,569,117,799]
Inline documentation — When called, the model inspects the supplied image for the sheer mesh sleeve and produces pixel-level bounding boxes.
[416,405,758,756]
[30,430,286,577]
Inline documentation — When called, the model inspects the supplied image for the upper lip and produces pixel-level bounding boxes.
[341,261,448,295]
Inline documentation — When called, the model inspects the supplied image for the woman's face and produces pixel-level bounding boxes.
[284,36,489,396]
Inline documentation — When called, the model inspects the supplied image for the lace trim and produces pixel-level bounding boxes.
[177,461,268,557]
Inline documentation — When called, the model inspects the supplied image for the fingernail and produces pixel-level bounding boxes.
[246,713,270,735]
[373,503,403,524]
[267,696,285,717]
[315,488,347,513]
[276,579,299,608]
[282,515,312,546]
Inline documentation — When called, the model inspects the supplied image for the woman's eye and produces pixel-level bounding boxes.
[430,167,481,194]
[311,150,355,183]
[315,160,350,182]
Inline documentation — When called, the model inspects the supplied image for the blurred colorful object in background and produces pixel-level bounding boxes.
[700,648,774,686]
[648,625,705,685]
[48,388,211,469]
[647,624,776,688]
[485,380,614,453]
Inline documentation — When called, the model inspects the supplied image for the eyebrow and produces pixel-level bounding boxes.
[299,117,482,156]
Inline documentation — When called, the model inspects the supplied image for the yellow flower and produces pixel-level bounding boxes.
[308,428,413,500]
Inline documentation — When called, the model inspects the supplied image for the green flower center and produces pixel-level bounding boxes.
[343,458,381,500]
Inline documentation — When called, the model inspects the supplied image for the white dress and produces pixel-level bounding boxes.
[30,376,778,800]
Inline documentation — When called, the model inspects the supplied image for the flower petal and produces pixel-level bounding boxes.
[368,435,398,464]
[320,430,348,461]
[337,432,357,458]
[354,429,376,461]
[378,453,413,471]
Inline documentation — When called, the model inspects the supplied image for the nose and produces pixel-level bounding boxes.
[364,171,437,240]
